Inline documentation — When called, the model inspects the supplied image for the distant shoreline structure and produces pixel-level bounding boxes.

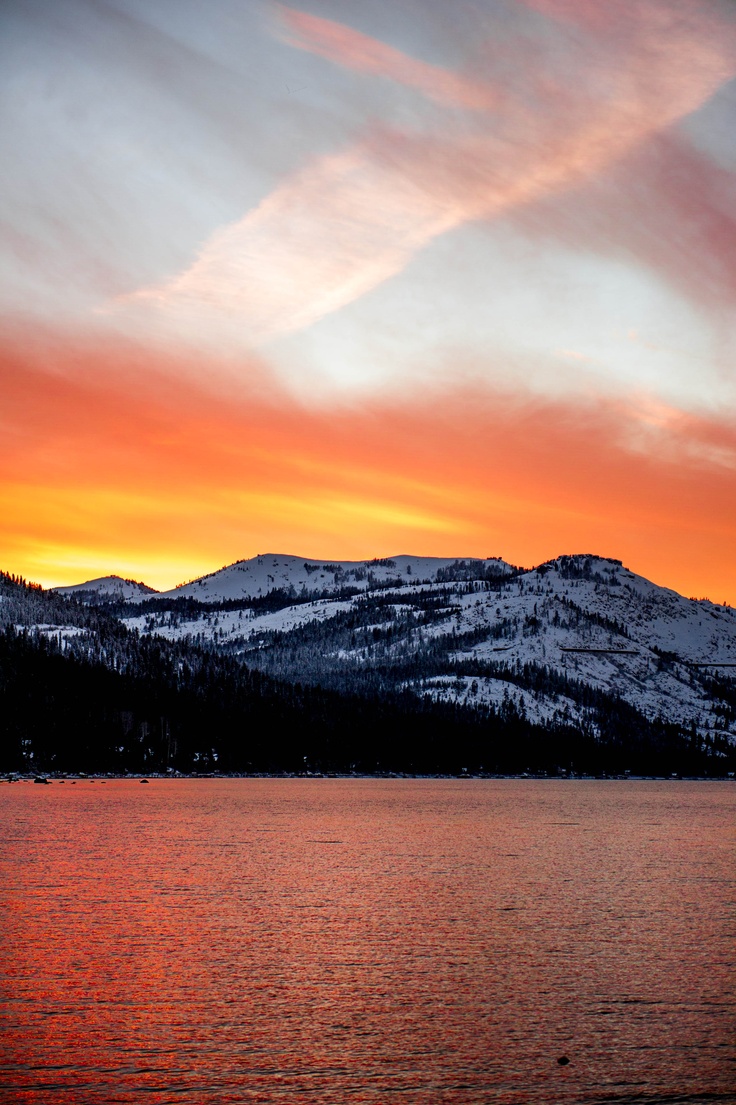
[6,772,734,783]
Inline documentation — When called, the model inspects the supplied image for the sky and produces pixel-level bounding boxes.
[1,0,736,601]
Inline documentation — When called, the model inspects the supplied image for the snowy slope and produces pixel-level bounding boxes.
[56,555,513,604]
[121,554,736,741]
[122,554,736,661]
[54,575,158,601]
[158,554,514,602]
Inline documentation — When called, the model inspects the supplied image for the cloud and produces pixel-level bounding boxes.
[511,130,736,316]
[116,0,736,348]
[116,144,463,343]
[274,4,498,111]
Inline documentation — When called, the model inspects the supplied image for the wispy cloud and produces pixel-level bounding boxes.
[117,0,736,347]
[512,131,736,317]
[274,5,498,111]
[117,144,462,342]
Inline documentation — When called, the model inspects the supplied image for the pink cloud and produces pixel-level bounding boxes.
[510,132,736,315]
[118,2,736,344]
[119,144,463,341]
[275,5,497,111]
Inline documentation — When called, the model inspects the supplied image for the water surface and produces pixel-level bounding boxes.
[1,779,734,1104]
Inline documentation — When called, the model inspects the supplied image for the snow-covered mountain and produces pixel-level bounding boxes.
[54,575,157,601]
[101,552,736,745]
[56,554,514,604]
[6,554,736,772]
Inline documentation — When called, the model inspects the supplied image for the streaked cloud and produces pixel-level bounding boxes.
[274,5,498,111]
[511,130,736,318]
[117,144,462,343]
[117,0,736,348]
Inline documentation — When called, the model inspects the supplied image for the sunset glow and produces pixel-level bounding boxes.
[1,0,735,600]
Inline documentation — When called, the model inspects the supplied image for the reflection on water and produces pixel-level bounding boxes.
[1,779,734,1104]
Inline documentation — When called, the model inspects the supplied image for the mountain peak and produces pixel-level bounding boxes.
[54,575,158,601]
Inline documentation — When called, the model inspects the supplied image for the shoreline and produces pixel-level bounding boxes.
[5,771,734,783]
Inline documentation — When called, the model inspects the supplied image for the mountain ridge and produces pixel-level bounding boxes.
[4,553,734,775]
[41,552,736,745]
[54,553,518,603]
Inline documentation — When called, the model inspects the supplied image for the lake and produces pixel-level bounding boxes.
[1,778,734,1104]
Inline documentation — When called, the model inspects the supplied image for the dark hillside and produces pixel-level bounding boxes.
[0,573,731,776]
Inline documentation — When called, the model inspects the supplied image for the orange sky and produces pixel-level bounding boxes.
[3,330,735,601]
[2,0,735,603]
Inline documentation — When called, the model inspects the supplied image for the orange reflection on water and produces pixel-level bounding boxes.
[1,778,734,1103]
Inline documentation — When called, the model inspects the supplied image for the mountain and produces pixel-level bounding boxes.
[110,553,736,742]
[54,575,157,601]
[56,554,514,604]
[5,555,735,775]
[3,570,506,776]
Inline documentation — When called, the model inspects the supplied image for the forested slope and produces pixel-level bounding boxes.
[2,568,734,775]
